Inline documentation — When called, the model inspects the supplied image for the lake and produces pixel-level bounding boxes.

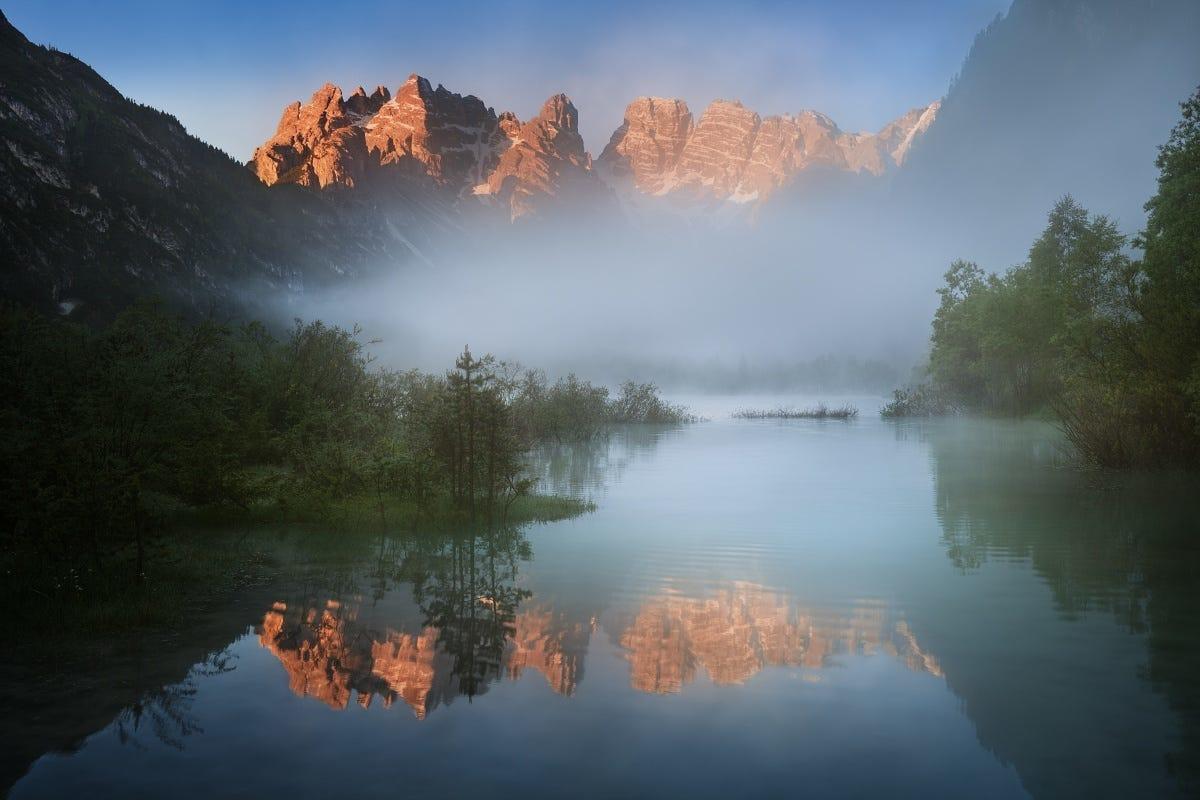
[7,398,1199,799]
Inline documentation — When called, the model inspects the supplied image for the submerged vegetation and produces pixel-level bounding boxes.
[0,304,684,611]
[733,404,859,420]
[879,384,954,419]
[885,87,1200,468]
[509,372,692,442]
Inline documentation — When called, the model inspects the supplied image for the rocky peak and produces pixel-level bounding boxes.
[251,82,366,188]
[345,85,390,117]
[482,93,609,220]
[671,100,762,199]
[495,110,522,139]
[537,93,579,132]
[597,97,693,194]
[884,101,941,166]
[248,75,937,217]
[361,73,504,186]
[522,94,587,160]
[288,83,348,135]
[595,96,940,206]
[253,74,510,191]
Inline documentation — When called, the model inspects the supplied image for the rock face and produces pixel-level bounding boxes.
[597,96,941,205]
[249,75,935,219]
[363,74,509,188]
[251,75,512,191]
[479,94,611,220]
[251,83,374,188]
[596,97,693,194]
[251,79,609,220]
[670,99,763,199]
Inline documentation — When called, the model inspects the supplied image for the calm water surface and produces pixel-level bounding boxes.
[9,398,1200,799]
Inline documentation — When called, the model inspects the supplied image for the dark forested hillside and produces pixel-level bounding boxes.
[900,0,1200,264]
[887,85,1200,468]
[0,11,450,321]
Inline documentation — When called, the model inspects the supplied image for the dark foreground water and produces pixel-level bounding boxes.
[7,401,1200,799]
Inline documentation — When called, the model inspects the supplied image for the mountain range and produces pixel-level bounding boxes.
[1,0,1197,320]
[250,72,940,218]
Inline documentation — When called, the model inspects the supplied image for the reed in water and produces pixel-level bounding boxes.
[732,404,859,420]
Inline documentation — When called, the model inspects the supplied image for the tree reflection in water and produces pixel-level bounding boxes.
[529,423,676,498]
[412,525,532,700]
[259,520,537,717]
[923,419,1200,796]
[114,649,237,750]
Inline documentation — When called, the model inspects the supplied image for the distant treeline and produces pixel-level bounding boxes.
[602,356,903,395]
[0,304,688,599]
[884,87,1200,469]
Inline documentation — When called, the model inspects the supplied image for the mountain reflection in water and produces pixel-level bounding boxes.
[8,417,1200,800]
[257,582,942,718]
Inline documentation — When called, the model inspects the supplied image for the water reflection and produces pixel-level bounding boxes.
[114,650,236,750]
[529,424,676,497]
[259,522,542,717]
[923,420,1200,797]
[260,546,943,715]
[618,587,940,693]
[258,596,594,717]
[9,417,1200,800]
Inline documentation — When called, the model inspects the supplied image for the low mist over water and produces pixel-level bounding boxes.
[2,1,1199,798]
[10,414,1199,799]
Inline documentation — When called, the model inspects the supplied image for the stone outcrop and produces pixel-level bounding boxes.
[596,97,693,194]
[251,78,608,219]
[0,9,443,319]
[250,74,935,217]
[251,83,371,189]
[597,96,941,205]
[668,99,763,200]
[362,74,510,188]
[251,74,518,192]
[479,93,612,220]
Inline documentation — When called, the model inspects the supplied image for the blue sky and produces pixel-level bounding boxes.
[3,0,1008,160]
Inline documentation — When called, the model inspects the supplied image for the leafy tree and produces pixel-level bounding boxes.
[906,86,1200,467]
[1138,86,1200,443]
[1,306,689,604]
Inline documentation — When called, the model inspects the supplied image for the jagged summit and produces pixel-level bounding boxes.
[597,97,694,195]
[477,92,612,221]
[250,77,609,219]
[345,85,390,117]
[596,96,941,205]
[250,78,939,217]
[251,74,505,190]
[537,93,579,130]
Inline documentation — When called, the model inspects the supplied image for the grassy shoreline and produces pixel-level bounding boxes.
[4,490,593,642]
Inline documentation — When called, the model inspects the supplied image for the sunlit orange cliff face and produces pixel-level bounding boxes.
[258,584,941,717]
